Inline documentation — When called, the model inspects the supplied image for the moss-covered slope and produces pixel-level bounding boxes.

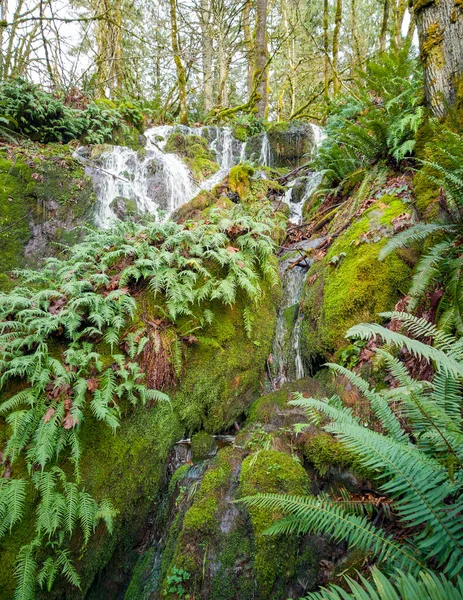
[0,143,96,289]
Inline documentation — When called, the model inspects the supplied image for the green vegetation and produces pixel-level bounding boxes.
[240,313,463,595]
[164,132,219,181]
[381,127,463,331]
[315,48,423,190]
[0,79,143,145]
[300,190,411,365]
[0,208,278,599]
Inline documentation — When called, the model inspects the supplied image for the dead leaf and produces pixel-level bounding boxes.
[43,407,56,423]
[87,377,99,392]
[63,414,78,429]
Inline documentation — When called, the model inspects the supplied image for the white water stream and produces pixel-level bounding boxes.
[270,124,325,387]
[75,125,249,227]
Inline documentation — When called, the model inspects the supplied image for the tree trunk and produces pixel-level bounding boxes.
[169,0,189,125]
[324,0,330,102]
[332,0,342,95]
[243,0,254,97]
[350,0,362,65]
[379,0,390,52]
[413,0,463,117]
[253,0,268,117]
[200,0,213,112]
[217,33,229,107]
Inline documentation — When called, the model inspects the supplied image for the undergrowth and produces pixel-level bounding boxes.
[0,207,278,599]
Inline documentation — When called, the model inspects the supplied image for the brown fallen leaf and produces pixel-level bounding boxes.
[43,407,56,423]
[63,414,78,429]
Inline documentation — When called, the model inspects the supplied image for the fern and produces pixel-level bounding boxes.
[240,317,463,594]
[0,207,277,598]
[304,569,463,600]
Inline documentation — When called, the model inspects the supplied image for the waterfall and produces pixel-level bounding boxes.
[201,127,246,191]
[259,133,271,167]
[270,123,324,387]
[76,125,249,226]
[284,171,323,225]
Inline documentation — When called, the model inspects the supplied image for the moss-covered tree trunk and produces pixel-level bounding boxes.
[413,0,463,117]
[253,0,268,118]
[243,0,254,97]
[169,0,189,125]
[200,0,213,112]
[379,0,390,52]
[324,0,330,102]
[332,0,342,95]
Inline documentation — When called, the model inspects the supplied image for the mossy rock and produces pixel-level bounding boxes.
[173,277,281,432]
[153,446,317,600]
[228,163,255,198]
[0,155,36,281]
[0,144,96,289]
[0,275,280,599]
[191,431,217,462]
[239,449,311,597]
[300,195,411,368]
[165,132,219,181]
[266,121,315,168]
[246,378,322,426]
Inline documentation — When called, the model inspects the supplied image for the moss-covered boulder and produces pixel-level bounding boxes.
[0,143,96,289]
[146,446,318,600]
[300,192,412,368]
[228,163,255,198]
[191,431,217,462]
[165,132,219,181]
[266,121,315,168]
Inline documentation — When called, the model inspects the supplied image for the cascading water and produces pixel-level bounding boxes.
[76,125,247,226]
[200,127,245,190]
[270,124,324,387]
[259,132,271,167]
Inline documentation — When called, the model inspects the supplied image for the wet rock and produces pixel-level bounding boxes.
[109,196,139,220]
[266,121,315,168]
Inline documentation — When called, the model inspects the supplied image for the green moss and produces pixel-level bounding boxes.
[231,124,249,142]
[159,449,235,595]
[421,23,445,67]
[300,195,411,366]
[0,144,96,289]
[0,155,35,278]
[228,163,255,198]
[190,431,217,462]
[168,464,192,495]
[304,432,358,476]
[240,450,310,596]
[174,280,280,433]
[247,378,322,425]
[123,547,156,600]
[165,133,219,181]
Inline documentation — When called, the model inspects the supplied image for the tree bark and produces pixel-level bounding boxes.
[323,0,330,102]
[332,0,342,95]
[243,0,254,97]
[379,0,390,52]
[253,0,268,117]
[200,0,213,112]
[217,32,229,106]
[169,0,189,124]
[413,0,463,117]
